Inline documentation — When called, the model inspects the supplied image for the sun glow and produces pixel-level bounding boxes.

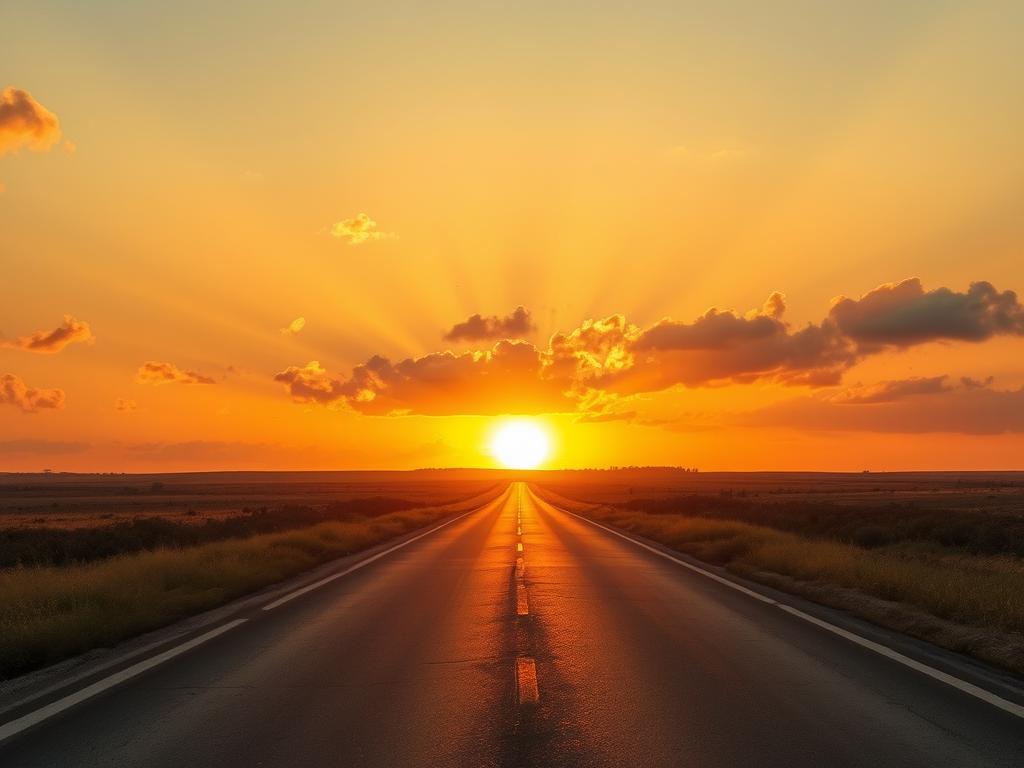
[489,419,551,469]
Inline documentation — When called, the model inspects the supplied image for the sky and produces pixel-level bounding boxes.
[2,0,1024,472]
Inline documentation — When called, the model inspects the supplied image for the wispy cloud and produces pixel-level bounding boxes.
[745,377,1024,435]
[1,315,93,353]
[136,361,215,386]
[0,439,88,455]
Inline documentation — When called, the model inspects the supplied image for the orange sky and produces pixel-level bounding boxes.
[2,2,1023,471]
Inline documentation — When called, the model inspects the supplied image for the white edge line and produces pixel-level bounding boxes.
[0,618,248,745]
[0,490,508,744]
[544,495,1024,721]
[262,495,501,611]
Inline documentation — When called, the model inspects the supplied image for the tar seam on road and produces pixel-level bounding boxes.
[0,619,248,745]
[550,498,1024,722]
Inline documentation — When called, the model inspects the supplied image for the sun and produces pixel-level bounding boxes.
[489,419,551,469]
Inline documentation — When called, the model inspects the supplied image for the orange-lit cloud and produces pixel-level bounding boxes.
[329,213,393,245]
[136,361,215,386]
[0,87,61,156]
[275,341,572,415]
[2,315,93,353]
[280,316,306,335]
[443,306,535,342]
[276,278,1024,418]
[0,373,65,412]
[114,397,138,412]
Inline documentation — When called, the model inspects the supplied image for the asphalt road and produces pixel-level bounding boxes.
[2,481,1023,767]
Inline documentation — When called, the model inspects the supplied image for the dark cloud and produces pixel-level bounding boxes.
[0,373,65,412]
[829,278,1024,349]
[584,297,855,391]
[833,376,951,404]
[443,306,535,342]
[0,87,62,156]
[136,361,215,386]
[2,315,93,353]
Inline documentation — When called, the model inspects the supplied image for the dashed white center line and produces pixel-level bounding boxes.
[516,584,530,616]
[516,542,523,553]
[516,657,540,705]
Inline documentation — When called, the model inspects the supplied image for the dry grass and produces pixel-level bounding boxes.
[544,496,1024,674]
[0,506,461,680]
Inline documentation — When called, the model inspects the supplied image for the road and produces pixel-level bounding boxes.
[1,481,1023,767]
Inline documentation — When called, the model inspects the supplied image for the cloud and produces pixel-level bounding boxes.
[280,316,306,335]
[961,375,995,390]
[443,306,535,342]
[604,297,855,390]
[136,361,215,386]
[114,397,138,412]
[123,440,279,462]
[0,374,65,412]
[275,341,573,416]
[832,376,951,404]
[574,410,638,424]
[276,277,1024,418]
[329,213,394,245]
[0,87,62,156]
[829,278,1024,349]
[745,377,1024,435]
[1,315,93,353]
[0,439,88,455]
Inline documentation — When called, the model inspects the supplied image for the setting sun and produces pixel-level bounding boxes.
[489,420,551,469]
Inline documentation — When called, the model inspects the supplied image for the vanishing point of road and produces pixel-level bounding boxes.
[1,482,1023,767]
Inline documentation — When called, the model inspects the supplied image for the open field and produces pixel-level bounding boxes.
[533,470,1024,675]
[0,472,503,568]
[0,478,505,679]
[0,470,509,529]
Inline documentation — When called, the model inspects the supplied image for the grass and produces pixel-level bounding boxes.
[0,505,470,680]
[0,494,490,568]
[534,487,1024,675]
